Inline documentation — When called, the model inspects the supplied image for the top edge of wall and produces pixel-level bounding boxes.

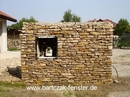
[22,22,113,26]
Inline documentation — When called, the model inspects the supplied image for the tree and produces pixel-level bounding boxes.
[8,16,38,30]
[114,18,130,36]
[61,9,81,22]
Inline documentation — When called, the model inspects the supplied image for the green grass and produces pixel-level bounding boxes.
[0,82,25,88]
[0,93,5,97]
[8,47,20,51]
[0,82,25,97]
[63,91,73,97]
[0,93,14,97]
[0,87,5,92]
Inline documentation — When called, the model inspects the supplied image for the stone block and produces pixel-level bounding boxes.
[27,37,35,41]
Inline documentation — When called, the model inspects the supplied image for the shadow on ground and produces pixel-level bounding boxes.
[7,66,21,79]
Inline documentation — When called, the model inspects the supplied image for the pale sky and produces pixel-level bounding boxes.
[0,0,130,25]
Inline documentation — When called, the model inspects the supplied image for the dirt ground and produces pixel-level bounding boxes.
[0,49,130,97]
[1,77,130,97]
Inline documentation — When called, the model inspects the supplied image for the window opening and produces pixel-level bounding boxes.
[37,36,57,59]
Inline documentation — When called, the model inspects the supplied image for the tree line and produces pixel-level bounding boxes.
[8,9,130,37]
[8,9,81,30]
[114,18,130,36]
[8,16,38,30]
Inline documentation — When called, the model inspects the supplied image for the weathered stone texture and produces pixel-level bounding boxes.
[8,38,20,49]
[21,22,113,85]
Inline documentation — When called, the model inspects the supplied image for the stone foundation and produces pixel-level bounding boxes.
[21,22,113,85]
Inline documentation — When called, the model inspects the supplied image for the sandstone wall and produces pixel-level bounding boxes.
[7,30,21,49]
[8,38,20,49]
[21,22,113,85]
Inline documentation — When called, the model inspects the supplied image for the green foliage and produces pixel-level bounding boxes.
[118,33,130,48]
[8,16,37,30]
[72,14,81,22]
[61,9,81,22]
[114,18,130,36]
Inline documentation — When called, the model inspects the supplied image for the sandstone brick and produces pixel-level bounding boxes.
[21,22,113,85]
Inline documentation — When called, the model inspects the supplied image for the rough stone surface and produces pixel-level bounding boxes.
[21,22,113,85]
[8,38,20,49]
[7,29,21,49]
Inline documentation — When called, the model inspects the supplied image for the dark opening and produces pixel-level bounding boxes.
[36,36,57,58]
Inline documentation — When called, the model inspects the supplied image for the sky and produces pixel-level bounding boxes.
[0,0,130,25]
